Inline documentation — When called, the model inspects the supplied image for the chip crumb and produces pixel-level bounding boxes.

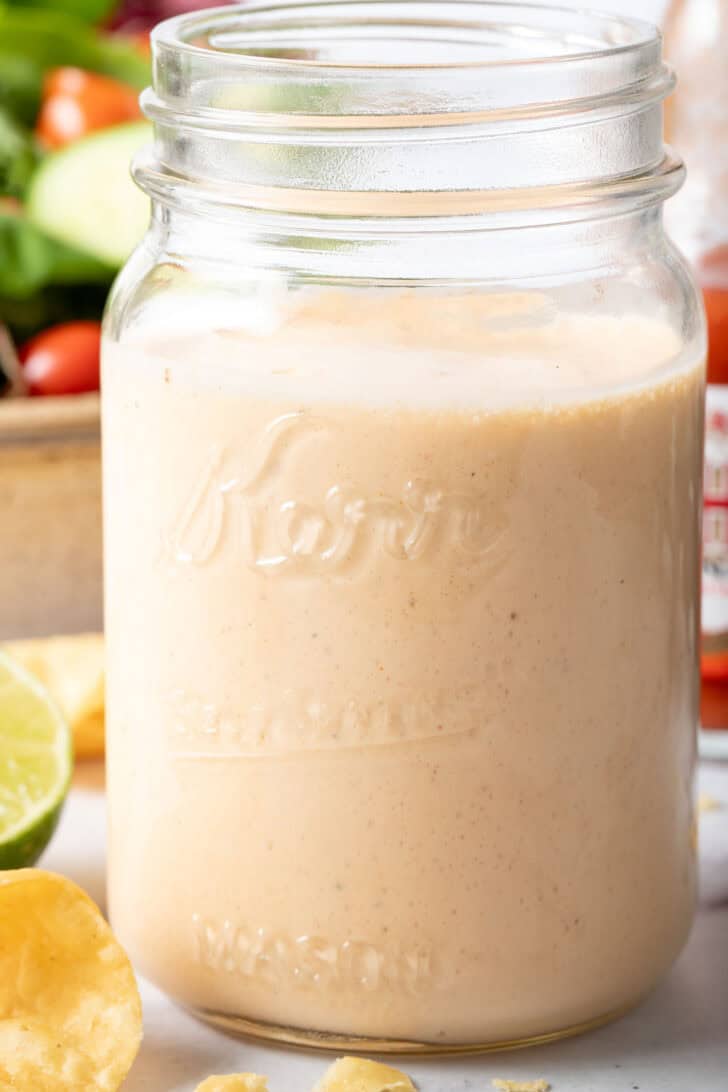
[492,1080,550,1092]
[698,793,723,813]
[311,1056,415,1091]
[195,1077,269,1092]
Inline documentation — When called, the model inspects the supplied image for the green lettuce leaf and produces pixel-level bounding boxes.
[0,210,113,299]
[0,108,40,198]
[3,0,117,24]
[0,53,43,128]
[0,8,150,94]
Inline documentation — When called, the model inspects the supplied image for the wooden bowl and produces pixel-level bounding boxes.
[0,394,102,639]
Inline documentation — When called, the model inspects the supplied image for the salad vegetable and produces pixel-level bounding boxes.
[37,67,142,148]
[19,319,102,395]
[0,1,152,395]
[27,119,152,265]
[1,0,229,397]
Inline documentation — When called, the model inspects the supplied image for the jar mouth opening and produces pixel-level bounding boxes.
[154,0,658,74]
[150,1,666,119]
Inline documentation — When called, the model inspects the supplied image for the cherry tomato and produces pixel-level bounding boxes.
[36,67,141,149]
[19,322,102,397]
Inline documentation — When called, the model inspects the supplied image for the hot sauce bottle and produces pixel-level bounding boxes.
[698,246,728,733]
[664,0,728,748]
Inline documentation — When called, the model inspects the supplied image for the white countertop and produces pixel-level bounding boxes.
[43,760,728,1092]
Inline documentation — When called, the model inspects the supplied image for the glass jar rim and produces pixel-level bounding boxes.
[140,0,679,219]
[152,1,660,71]
[150,0,668,117]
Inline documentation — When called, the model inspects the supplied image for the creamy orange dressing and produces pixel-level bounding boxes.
[103,292,701,1044]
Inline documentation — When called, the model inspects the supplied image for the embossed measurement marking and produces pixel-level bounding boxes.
[166,680,498,757]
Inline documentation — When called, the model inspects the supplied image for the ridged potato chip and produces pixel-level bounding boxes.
[3,634,105,759]
[0,1018,100,1087]
[0,870,142,1091]
[311,1057,416,1091]
[195,1077,269,1091]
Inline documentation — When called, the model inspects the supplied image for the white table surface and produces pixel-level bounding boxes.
[42,759,728,1092]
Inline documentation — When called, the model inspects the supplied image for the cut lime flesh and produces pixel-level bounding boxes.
[0,651,72,869]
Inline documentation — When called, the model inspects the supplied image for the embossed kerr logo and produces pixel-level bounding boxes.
[163,411,506,576]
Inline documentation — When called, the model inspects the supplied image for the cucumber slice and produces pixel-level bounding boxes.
[27,121,151,268]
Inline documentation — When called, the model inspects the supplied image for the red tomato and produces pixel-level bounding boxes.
[19,322,102,396]
[36,67,141,149]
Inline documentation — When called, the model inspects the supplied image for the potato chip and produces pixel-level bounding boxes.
[195,1076,269,1091]
[311,1056,416,1092]
[0,1018,99,1088]
[2,634,105,759]
[0,869,142,1091]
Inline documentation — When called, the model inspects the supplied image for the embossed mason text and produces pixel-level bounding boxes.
[192,913,442,995]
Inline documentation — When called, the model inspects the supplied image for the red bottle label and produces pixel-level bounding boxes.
[702,384,728,678]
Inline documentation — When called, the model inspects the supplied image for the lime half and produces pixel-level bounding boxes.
[0,651,72,869]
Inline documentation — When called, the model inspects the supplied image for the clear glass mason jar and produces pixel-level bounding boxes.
[103,1,705,1052]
